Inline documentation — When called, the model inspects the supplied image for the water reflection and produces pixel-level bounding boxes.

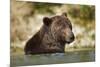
[10,50,95,67]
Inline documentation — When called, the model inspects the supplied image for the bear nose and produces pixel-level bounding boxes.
[70,34,75,41]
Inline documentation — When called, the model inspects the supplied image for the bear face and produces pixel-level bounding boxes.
[43,13,74,45]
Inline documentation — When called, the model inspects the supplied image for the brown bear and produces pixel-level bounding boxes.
[24,13,75,55]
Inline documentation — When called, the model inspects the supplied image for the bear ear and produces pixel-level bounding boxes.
[43,17,52,26]
[62,12,67,17]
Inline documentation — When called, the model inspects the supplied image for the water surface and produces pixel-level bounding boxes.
[10,50,95,67]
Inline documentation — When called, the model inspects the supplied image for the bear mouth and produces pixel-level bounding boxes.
[65,37,75,44]
[67,41,72,44]
[61,41,71,44]
[65,40,74,44]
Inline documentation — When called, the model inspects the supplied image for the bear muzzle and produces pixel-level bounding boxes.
[65,32,75,44]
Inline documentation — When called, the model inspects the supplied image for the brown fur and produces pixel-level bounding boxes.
[24,13,75,55]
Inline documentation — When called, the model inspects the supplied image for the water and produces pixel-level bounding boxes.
[10,50,95,67]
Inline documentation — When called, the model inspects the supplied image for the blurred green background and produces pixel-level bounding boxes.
[10,0,95,56]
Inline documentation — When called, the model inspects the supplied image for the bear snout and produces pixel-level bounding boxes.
[69,33,75,42]
[63,31,75,44]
